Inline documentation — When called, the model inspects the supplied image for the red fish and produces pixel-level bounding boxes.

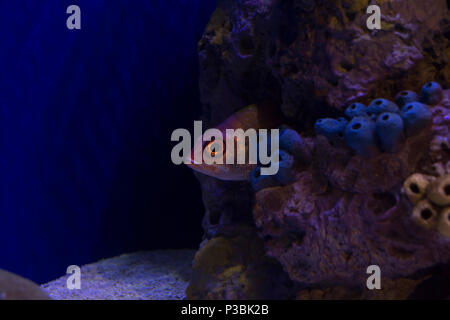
[185,103,282,181]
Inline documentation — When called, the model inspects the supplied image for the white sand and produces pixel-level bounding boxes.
[42,250,195,300]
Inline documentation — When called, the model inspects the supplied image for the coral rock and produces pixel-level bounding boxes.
[411,200,439,230]
[427,175,450,207]
[0,270,50,300]
[193,0,450,299]
[403,173,435,204]
[186,235,294,300]
[438,207,450,238]
[274,150,296,186]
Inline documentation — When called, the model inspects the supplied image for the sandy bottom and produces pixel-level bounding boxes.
[42,250,195,300]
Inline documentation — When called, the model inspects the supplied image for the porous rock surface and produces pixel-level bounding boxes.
[188,0,450,299]
[187,232,294,299]
[254,94,450,289]
[199,0,449,127]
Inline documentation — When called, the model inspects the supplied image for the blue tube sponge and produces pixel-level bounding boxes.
[395,90,419,107]
[400,102,432,136]
[370,114,378,122]
[337,117,349,135]
[375,112,404,153]
[250,166,279,192]
[279,128,311,163]
[345,103,367,119]
[367,98,399,116]
[344,116,379,156]
[337,117,348,126]
[314,118,346,141]
[274,150,296,186]
[420,81,443,105]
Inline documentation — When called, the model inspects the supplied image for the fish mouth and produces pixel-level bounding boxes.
[184,156,216,178]
[185,154,199,166]
[184,154,252,182]
[184,154,204,171]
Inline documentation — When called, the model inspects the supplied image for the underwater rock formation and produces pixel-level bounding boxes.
[252,89,450,294]
[198,0,449,127]
[0,270,50,300]
[403,173,436,205]
[187,234,294,299]
[189,0,450,299]
[403,166,450,238]
[439,208,450,237]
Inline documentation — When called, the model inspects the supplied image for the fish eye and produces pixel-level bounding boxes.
[206,140,225,157]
